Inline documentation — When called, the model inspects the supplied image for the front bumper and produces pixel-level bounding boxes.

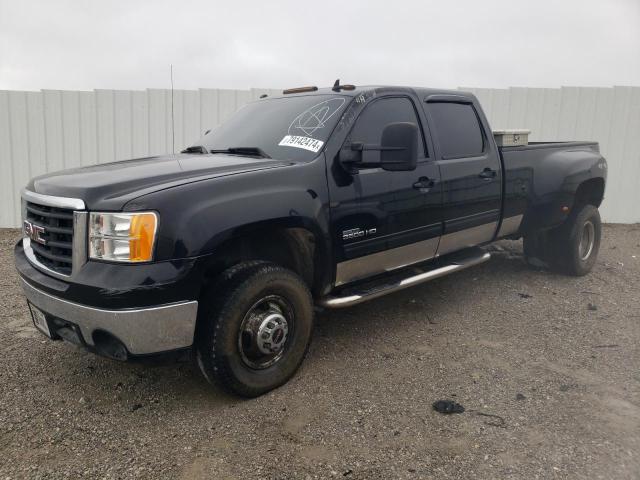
[20,277,198,355]
[15,238,202,356]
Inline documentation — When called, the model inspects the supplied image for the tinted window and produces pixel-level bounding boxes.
[196,94,348,161]
[428,102,484,158]
[347,97,424,163]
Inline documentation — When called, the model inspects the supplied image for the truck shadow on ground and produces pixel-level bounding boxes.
[313,241,532,342]
[32,338,233,408]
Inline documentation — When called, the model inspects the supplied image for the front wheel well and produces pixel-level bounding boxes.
[200,226,322,295]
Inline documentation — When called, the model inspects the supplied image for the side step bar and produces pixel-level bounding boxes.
[319,249,491,308]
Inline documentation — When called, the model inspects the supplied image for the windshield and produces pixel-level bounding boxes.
[195,94,350,161]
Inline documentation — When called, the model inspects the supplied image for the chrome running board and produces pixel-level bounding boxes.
[319,248,491,309]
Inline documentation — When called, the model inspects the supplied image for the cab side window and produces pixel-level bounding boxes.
[427,102,485,159]
[347,97,425,163]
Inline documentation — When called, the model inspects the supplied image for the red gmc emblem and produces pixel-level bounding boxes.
[23,220,47,245]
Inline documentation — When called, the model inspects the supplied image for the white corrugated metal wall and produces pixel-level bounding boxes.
[462,86,640,225]
[1,86,638,227]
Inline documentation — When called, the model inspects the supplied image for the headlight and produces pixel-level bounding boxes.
[89,212,158,262]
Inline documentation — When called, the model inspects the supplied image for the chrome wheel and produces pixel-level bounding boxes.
[579,220,595,261]
[238,295,293,369]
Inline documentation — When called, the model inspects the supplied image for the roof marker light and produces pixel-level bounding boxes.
[283,86,318,94]
[332,79,356,92]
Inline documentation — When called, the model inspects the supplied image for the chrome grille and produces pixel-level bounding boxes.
[25,201,74,275]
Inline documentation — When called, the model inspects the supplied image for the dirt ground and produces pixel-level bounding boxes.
[1,225,639,479]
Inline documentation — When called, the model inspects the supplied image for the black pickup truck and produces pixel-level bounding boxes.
[15,84,607,397]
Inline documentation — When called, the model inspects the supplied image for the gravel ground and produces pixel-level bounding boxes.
[1,225,639,479]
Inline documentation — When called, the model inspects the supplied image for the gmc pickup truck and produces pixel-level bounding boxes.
[15,83,607,397]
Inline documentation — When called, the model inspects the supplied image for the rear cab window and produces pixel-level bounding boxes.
[426,102,485,159]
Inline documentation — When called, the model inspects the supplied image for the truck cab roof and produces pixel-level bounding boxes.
[269,85,476,102]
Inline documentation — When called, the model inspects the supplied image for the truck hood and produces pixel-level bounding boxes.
[28,154,291,210]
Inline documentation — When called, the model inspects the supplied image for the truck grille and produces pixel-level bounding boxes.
[25,201,74,275]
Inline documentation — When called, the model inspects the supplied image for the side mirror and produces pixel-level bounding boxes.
[380,122,418,171]
[339,122,419,172]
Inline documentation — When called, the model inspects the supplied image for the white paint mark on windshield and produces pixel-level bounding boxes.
[288,98,346,137]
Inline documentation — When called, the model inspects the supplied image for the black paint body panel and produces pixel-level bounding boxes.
[499,141,606,234]
[327,89,443,265]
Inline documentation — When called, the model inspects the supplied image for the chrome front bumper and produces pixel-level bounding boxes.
[20,278,198,355]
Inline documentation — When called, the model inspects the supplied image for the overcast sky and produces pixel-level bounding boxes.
[1,0,638,91]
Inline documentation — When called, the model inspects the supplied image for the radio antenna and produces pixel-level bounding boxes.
[170,64,175,154]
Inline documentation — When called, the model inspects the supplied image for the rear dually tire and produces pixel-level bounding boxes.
[549,204,601,276]
[523,204,601,276]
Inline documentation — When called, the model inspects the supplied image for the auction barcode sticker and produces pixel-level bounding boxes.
[278,135,324,153]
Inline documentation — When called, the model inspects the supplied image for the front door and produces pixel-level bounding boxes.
[328,95,443,286]
[424,99,502,256]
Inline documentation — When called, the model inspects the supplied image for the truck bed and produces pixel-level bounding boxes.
[497,140,604,237]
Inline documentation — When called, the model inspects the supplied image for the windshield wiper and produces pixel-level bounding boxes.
[209,147,271,159]
[180,145,208,154]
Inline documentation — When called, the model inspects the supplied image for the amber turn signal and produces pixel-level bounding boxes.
[129,213,158,262]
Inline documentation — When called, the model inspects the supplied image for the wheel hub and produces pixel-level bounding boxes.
[256,313,289,354]
[238,296,293,370]
[579,220,595,261]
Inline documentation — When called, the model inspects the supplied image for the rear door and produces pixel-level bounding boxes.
[424,98,502,255]
[328,95,443,286]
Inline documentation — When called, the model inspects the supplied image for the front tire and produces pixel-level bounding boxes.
[196,262,314,397]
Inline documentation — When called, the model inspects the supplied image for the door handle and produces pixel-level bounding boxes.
[479,168,497,180]
[413,177,435,190]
